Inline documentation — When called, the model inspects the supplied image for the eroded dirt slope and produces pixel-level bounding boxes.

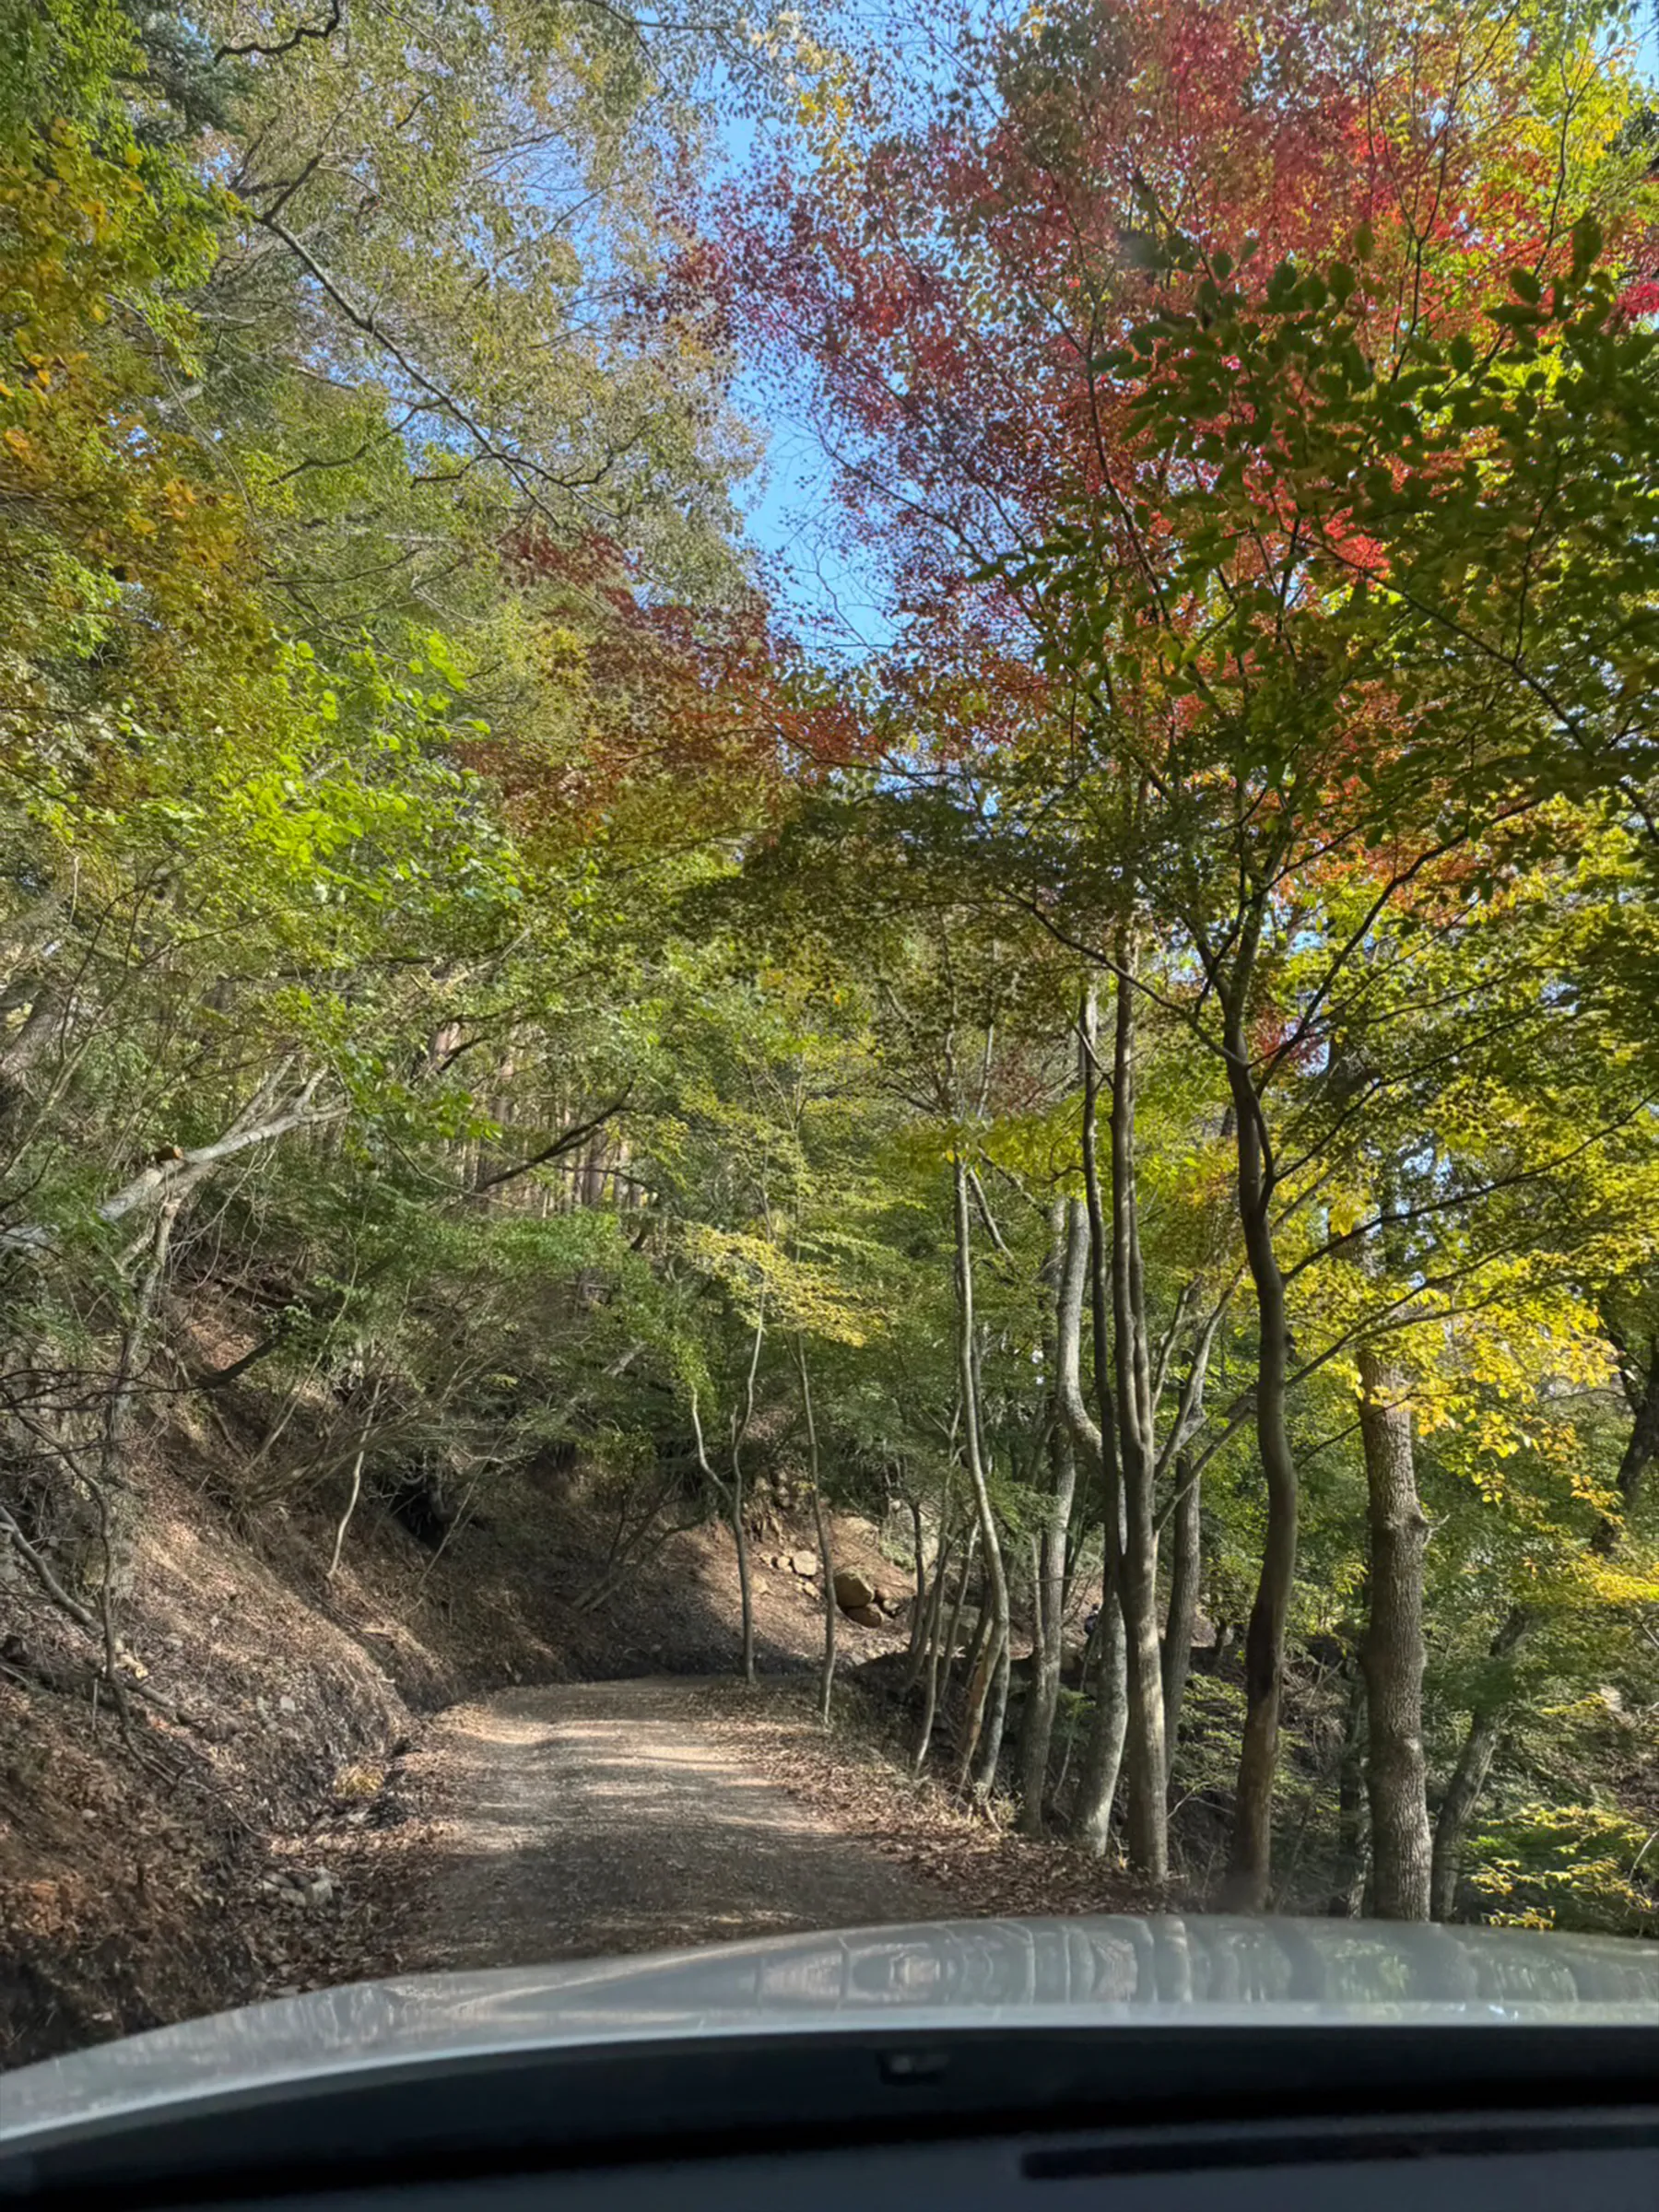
[1,1422,916,2067]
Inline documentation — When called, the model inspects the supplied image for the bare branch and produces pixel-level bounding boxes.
[0,1073,341,1255]
[216,1,343,65]
[473,1094,631,1195]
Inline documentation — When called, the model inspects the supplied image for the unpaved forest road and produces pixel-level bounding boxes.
[406,1679,956,1970]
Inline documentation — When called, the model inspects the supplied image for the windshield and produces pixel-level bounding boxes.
[3,0,1658,2086]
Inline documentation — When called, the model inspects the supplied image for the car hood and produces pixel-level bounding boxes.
[3,1914,1656,2149]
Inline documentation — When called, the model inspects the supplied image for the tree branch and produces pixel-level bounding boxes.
[0,1073,341,1255]
[472,1093,631,1194]
[216,1,342,64]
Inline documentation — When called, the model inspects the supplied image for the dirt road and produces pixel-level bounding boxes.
[406,1679,959,1970]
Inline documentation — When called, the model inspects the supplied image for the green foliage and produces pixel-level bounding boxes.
[1469,1800,1659,1936]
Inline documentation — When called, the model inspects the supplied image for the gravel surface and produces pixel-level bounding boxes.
[406,1678,962,1968]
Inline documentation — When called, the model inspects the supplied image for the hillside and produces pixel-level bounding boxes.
[0,1335,951,2065]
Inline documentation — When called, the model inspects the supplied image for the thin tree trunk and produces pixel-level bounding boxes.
[907,1494,928,1658]
[810,1479,836,1723]
[1070,1567,1128,1854]
[904,1480,950,1698]
[1026,1525,1044,1679]
[326,1369,384,1581]
[1019,1199,1080,1835]
[326,1441,368,1581]
[1430,1604,1528,1920]
[906,1519,950,1697]
[1218,983,1299,1911]
[956,1580,996,1789]
[1053,1192,1100,1487]
[1017,1510,1063,1835]
[1108,955,1168,1879]
[1430,1706,1507,1922]
[1358,1344,1431,1920]
[951,1153,1010,1803]
[912,1576,946,1772]
[970,1328,1014,1801]
[795,1339,835,1726]
[942,1521,978,1691]
[730,1299,766,1686]
[92,1193,185,1606]
[103,1196,182,1465]
[1052,1636,1088,1806]
[1067,989,1131,1852]
[0,980,64,1109]
[1160,1449,1202,1760]
[3,1065,336,1256]
[1594,1341,1659,1557]
[1326,1657,1369,1916]
[974,1605,1012,1801]
[960,1585,994,1697]
[917,1519,972,1772]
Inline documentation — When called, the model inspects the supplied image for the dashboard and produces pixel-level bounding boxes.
[3,2023,1655,2212]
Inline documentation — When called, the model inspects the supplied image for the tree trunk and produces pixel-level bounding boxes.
[1326,1658,1369,1916]
[1594,1338,1659,1557]
[795,1339,835,1727]
[973,1615,1012,1801]
[1053,1191,1100,1478]
[1064,993,1130,1854]
[943,1523,978,1688]
[955,1587,997,1789]
[811,1481,836,1723]
[1018,1199,1080,1836]
[918,1518,974,1772]
[1357,1344,1431,1920]
[326,1377,382,1581]
[904,1467,950,1698]
[971,1330,1014,1799]
[1069,1567,1128,1853]
[730,1300,766,1686]
[3,1064,337,1256]
[1107,958,1169,1879]
[1160,1449,1202,1759]
[1430,1604,1529,1920]
[0,979,65,1115]
[1017,1479,1067,1834]
[90,1193,185,1603]
[1218,991,1298,1911]
[1430,1706,1505,1923]
[951,1153,1011,1803]
[907,1493,929,1658]
[960,1587,993,1688]
[912,1577,947,1771]
[907,1517,950,1695]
